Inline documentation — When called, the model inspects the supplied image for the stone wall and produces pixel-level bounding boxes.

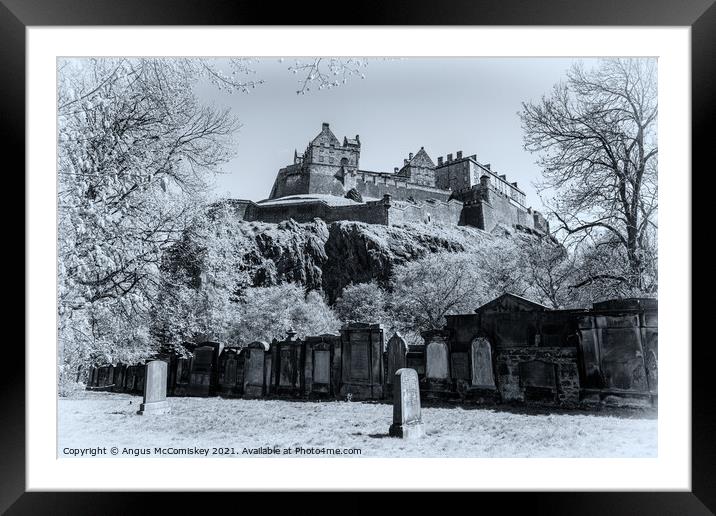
[270,164,310,199]
[349,172,452,202]
[388,199,464,226]
[238,197,462,227]
[495,347,580,406]
[242,199,390,225]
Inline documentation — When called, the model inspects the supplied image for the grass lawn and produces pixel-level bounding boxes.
[58,391,657,458]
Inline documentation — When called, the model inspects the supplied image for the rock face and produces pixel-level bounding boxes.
[240,219,330,291]
[180,217,498,302]
[322,221,489,302]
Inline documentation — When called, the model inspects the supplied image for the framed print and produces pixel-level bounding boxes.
[9,0,712,512]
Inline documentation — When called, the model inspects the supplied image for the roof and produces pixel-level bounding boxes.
[401,147,436,171]
[311,123,341,147]
[474,293,552,314]
[256,194,362,207]
[592,298,658,311]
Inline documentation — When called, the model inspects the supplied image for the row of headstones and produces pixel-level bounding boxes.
[214,329,379,400]
[86,363,147,394]
[85,331,496,402]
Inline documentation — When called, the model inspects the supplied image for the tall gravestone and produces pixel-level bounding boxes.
[389,368,424,439]
[386,333,407,384]
[137,360,170,415]
[426,340,449,379]
[339,323,384,400]
[244,341,270,398]
[423,330,453,399]
[471,337,495,387]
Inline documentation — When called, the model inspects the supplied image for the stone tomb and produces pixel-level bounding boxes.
[112,364,127,392]
[217,347,243,397]
[339,323,384,400]
[244,341,270,398]
[389,368,424,439]
[137,360,170,415]
[187,343,221,397]
[272,331,304,397]
[303,334,341,398]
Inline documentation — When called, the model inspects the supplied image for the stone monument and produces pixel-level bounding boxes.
[388,368,424,439]
[137,360,170,415]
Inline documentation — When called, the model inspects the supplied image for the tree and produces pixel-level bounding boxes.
[57,58,256,380]
[333,282,388,325]
[519,237,576,309]
[287,58,368,95]
[230,284,340,346]
[520,58,657,294]
[390,252,487,333]
[153,202,255,350]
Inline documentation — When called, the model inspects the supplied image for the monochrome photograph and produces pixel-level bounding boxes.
[57,56,659,459]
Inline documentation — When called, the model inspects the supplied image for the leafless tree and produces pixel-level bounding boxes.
[520,58,657,293]
[287,58,368,95]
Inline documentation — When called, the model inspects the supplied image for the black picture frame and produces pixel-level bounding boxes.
[6,0,710,513]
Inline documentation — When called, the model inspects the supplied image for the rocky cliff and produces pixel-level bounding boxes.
[232,219,496,302]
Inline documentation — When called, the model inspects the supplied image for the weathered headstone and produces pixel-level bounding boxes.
[389,368,424,439]
[426,340,449,379]
[244,341,269,398]
[386,332,407,384]
[313,350,331,384]
[471,337,495,387]
[137,361,170,415]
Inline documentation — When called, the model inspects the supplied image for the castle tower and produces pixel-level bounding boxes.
[396,147,436,187]
[269,122,361,199]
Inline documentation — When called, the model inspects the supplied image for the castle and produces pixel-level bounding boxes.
[230,123,549,234]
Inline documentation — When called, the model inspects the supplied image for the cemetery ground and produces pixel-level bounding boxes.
[59,391,657,458]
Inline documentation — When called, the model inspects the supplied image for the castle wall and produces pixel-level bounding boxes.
[351,174,451,202]
[244,199,389,225]
[327,201,389,225]
[270,165,310,199]
[306,163,349,197]
[388,199,463,226]
[478,190,541,233]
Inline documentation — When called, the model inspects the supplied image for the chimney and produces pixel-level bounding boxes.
[456,150,463,159]
[437,156,443,166]
[394,167,399,173]
[447,153,453,162]
[404,159,409,166]
[409,152,414,160]
[355,134,360,145]
[322,122,329,131]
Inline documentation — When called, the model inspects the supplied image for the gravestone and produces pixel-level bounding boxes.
[339,323,384,400]
[425,340,449,379]
[244,341,270,398]
[137,361,170,415]
[303,334,340,398]
[388,368,424,439]
[313,349,331,384]
[471,337,495,387]
[386,333,407,384]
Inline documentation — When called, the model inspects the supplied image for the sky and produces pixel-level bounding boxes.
[195,57,596,211]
